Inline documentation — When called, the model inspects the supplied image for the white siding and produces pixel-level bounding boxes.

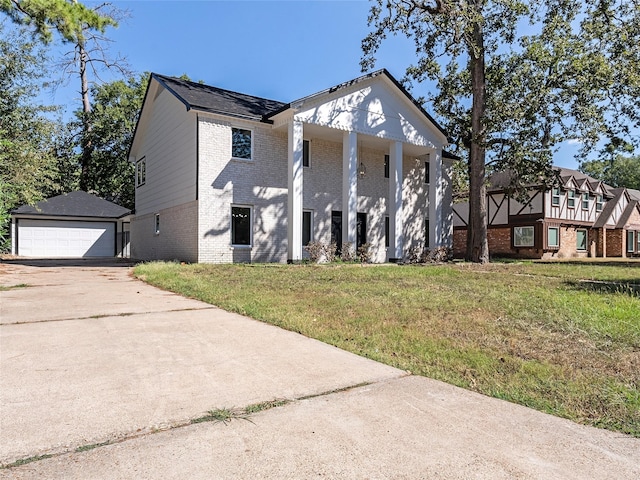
[133,88,197,216]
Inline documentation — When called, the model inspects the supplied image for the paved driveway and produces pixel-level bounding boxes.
[1,259,639,479]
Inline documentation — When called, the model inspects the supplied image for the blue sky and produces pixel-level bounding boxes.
[44,0,581,169]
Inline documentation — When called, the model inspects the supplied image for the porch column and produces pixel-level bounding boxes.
[287,118,303,262]
[428,149,444,247]
[389,141,403,261]
[343,131,358,247]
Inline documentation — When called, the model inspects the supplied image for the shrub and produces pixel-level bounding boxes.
[340,242,356,262]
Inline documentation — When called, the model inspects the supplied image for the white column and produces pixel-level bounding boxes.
[389,141,403,260]
[343,131,358,247]
[287,118,303,262]
[428,149,443,247]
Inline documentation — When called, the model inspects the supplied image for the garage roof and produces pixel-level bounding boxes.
[12,191,130,219]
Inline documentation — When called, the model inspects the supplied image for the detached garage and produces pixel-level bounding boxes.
[11,191,131,258]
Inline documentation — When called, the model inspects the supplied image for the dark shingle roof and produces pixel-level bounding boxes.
[12,191,130,218]
[152,74,287,121]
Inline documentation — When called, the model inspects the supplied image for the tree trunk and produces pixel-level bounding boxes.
[78,41,93,192]
[465,8,489,263]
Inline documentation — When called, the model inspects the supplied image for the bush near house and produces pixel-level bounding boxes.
[135,260,640,437]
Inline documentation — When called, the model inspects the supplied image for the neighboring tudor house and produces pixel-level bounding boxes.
[129,69,454,263]
[11,191,131,258]
[453,168,640,259]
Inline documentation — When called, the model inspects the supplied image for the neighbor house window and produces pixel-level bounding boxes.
[136,157,146,187]
[637,232,640,253]
[596,195,604,212]
[627,230,635,253]
[567,189,575,208]
[551,187,560,206]
[514,226,535,247]
[231,206,252,246]
[302,210,313,246]
[548,226,559,248]
[576,229,587,251]
[154,213,160,235]
[385,216,389,248]
[424,161,430,184]
[582,192,589,210]
[231,128,252,160]
[303,140,310,168]
[384,154,389,178]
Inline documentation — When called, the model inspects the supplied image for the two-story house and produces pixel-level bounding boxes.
[453,168,640,259]
[128,70,455,264]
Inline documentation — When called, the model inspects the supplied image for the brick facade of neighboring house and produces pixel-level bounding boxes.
[129,70,455,264]
[453,170,640,259]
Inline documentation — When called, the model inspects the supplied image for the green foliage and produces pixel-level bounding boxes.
[74,74,148,209]
[581,155,640,190]
[0,23,62,251]
[0,0,116,44]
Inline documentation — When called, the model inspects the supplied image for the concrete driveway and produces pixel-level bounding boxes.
[1,259,639,479]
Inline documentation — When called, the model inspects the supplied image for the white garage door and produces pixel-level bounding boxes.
[18,219,115,257]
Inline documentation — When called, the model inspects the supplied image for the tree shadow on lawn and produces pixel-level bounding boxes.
[564,278,640,297]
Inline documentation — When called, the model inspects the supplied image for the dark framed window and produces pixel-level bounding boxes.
[514,226,535,247]
[231,206,252,246]
[357,212,367,249]
[154,213,160,235]
[231,128,252,160]
[302,210,312,245]
[576,229,587,251]
[551,187,560,206]
[136,157,146,187]
[303,140,310,168]
[425,218,430,247]
[425,161,430,184]
[384,154,389,178]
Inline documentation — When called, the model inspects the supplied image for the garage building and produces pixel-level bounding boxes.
[11,191,131,258]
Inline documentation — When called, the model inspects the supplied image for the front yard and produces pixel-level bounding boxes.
[134,260,640,437]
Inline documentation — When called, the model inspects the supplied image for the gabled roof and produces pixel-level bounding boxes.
[617,199,640,228]
[152,73,287,122]
[11,191,130,218]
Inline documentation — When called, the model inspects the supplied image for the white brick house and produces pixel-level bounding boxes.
[129,69,454,263]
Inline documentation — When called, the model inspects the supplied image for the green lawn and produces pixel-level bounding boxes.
[134,260,640,437]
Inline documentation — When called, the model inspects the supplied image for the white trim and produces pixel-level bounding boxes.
[136,157,146,187]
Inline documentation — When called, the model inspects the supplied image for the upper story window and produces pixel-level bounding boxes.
[136,157,146,187]
[302,140,310,167]
[384,155,389,178]
[551,187,561,206]
[582,192,589,210]
[231,128,252,160]
[596,195,604,212]
[567,189,575,208]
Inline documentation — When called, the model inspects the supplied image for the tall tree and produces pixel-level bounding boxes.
[581,155,640,190]
[0,0,115,43]
[0,23,61,251]
[362,0,640,263]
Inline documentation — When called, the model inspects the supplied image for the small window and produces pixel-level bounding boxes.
[567,190,575,208]
[385,216,389,248]
[596,195,604,212]
[384,154,389,178]
[551,187,560,206]
[136,157,146,187]
[231,206,252,246]
[303,140,310,168]
[302,210,313,246]
[231,128,252,160]
[576,229,587,251]
[424,218,430,248]
[425,161,430,184]
[548,226,559,248]
[154,213,160,235]
[514,226,535,247]
[627,230,635,253]
[582,192,589,210]
[637,231,640,253]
